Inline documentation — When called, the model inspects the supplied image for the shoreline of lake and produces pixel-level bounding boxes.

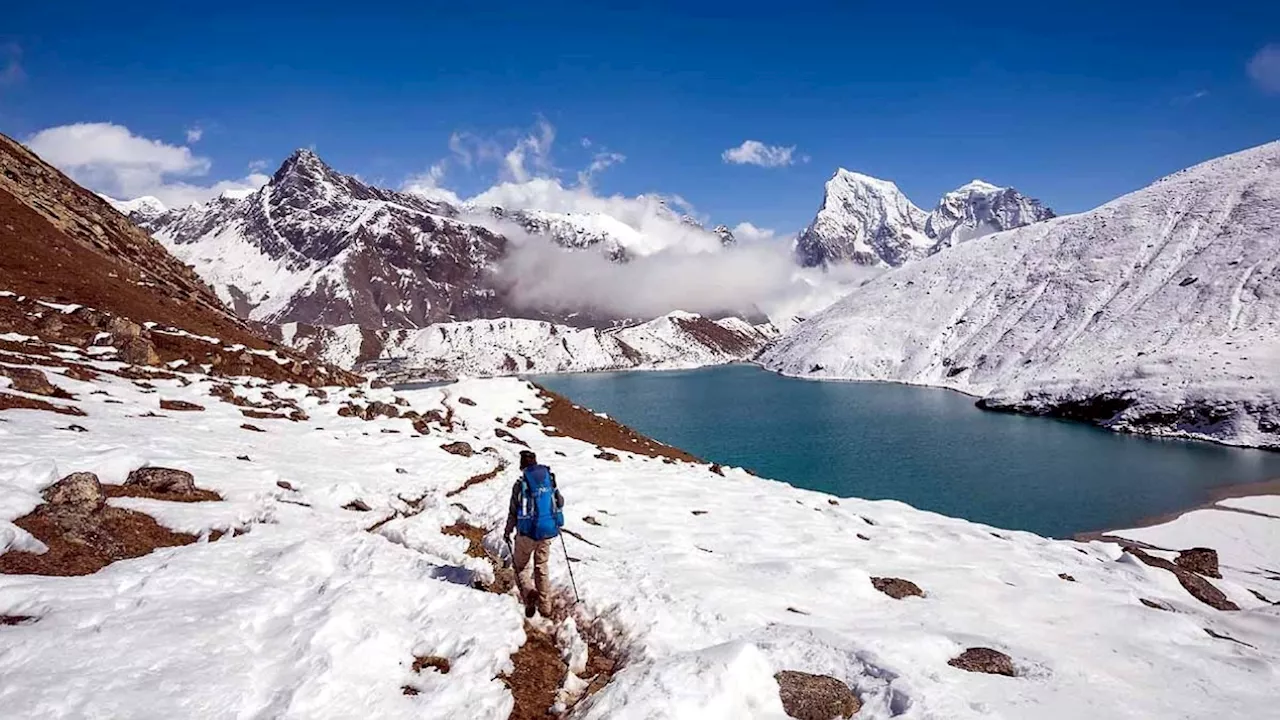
[1074,477,1280,544]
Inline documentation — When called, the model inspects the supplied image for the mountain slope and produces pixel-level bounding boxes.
[763,141,1280,448]
[795,171,1054,267]
[135,150,510,328]
[279,311,779,379]
[0,132,348,386]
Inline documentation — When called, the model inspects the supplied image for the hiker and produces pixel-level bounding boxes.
[504,449,565,618]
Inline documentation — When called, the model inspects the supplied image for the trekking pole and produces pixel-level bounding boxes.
[560,533,581,604]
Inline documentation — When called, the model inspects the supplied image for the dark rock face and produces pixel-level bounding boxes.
[948,647,1016,676]
[1175,548,1221,579]
[774,670,861,720]
[125,467,197,495]
[871,577,925,599]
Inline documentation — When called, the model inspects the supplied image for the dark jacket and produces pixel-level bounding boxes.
[504,468,565,538]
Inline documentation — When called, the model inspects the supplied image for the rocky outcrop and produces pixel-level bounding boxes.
[774,670,861,719]
[871,576,924,599]
[948,647,1016,676]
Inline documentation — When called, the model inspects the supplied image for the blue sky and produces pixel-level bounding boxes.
[2,1,1278,233]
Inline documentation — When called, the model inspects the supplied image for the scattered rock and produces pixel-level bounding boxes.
[828,499,839,506]
[1127,548,1238,611]
[871,577,924,599]
[856,533,870,541]
[496,428,529,447]
[1204,628,1255,648]
[0,615,38,626]
[441,441,474,457]
[708,464,724,475]
[595,451,620,462]
[1140,598,1173,611]
[241,408,288,420]
[117,335,160,366]
[412,655,451,674]
[506,416,526,428]
[343,499,372,512]
[366,401,399,419]
[125,467,196,495]
[412,418,430,435]
[240,423,265,432]
[583,516,602,526]
[61,424,88,433]
[691,510,708,516]
[395,468,408,475]
[0,366,70,398]
[948,647,1016,676]
[1058,573,1076,582]
[43,472,105,512]
[159,399,204,412]
[1175,547,1221,579]
[457,397,476,406]
[774,670,861,720]
[237,455,251,461]
[276,480,294,491]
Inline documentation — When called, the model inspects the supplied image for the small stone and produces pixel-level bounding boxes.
[457,397,476,406]
[62,424,89,433]
[42,472,105,512]
[240,423,265,432]
[366,401,399,419]
[774,670,861,720]
[159,399,204,412]
[276,480,294,490]
[583,516,602,526]
[126,467,196,495]
[118,335,160,366]
[343,499,372,512]
[948,647,1016,676]
[396,468,408,475]
[595,451,620,462]
[1058,573,1076,582]
[441,441,474,457]
[871,577,924,599]
[237,455,251,462]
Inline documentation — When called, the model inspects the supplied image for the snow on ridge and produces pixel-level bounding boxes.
[287,312,777,380]
[763,139,1280,449]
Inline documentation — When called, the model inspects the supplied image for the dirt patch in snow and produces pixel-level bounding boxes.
[534,386,701,463]
[0,472,199,576]
[0,392,86,416]
[504,622,568,720]
[103,484,221,503]
[1,614,39,626]
[447,459,508,498]
[159,399,204,412]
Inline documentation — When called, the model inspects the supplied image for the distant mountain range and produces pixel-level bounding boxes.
[764,140,1280,449]
[794,170,1054,267]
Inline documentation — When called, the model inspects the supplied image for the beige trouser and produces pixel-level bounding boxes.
[513,534,554,614]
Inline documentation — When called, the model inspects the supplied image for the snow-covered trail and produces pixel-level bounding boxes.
[2,350,1279,718]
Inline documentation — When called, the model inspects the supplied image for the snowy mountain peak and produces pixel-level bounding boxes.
[797,168,1055,267]
[924,180,1055,250]
[103,194,168,219]
[795,169,930,267]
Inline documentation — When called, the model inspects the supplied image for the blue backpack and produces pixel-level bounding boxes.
[516,465,564,541]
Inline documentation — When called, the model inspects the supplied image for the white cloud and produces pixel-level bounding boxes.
[401,160,462,205]
[731,222,788,244]
[1247,44,1280,94]
[185,126,204,143]
[576,151,626,187]
[502,118,556,183]
[722,140,800,168]
[1,43,22,86]
[248,159,270,172]
[25,122,268,208]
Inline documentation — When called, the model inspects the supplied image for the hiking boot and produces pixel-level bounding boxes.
[524,592,539,618]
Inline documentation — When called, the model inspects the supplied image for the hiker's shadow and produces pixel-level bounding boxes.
[428,564,480,588]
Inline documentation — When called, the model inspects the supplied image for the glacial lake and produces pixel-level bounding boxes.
[535,364,1280,538]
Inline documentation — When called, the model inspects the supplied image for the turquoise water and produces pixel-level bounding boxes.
[535,365,1280,538]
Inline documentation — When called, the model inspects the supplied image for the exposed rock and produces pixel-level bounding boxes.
[1140,598,1173,611]
[774,670,861,720]
[595,451,620,462]
[366,401,399,419]
[159,399,204,412]
[495,428,529,447]
[441,441,474,457]
[343,499,372,512]
[457,397,476,406]
[1127,548,1238,611]
[948,647,1016,677]
[42,472,105,512]
[125,467,196,495]
[276,480,293,490]
[0,366,68,398]
[871,577,924,599]
[240,423,265,432]
[583,516,602,526]
[117,335,160,366]
[1175,547,1221,579]
[1058,573,1076,582]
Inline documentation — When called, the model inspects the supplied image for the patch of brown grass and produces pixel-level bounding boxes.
[0,391,86,416]
[103,483,222,503]
[0,506,198,576]
[504,623,568,720]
